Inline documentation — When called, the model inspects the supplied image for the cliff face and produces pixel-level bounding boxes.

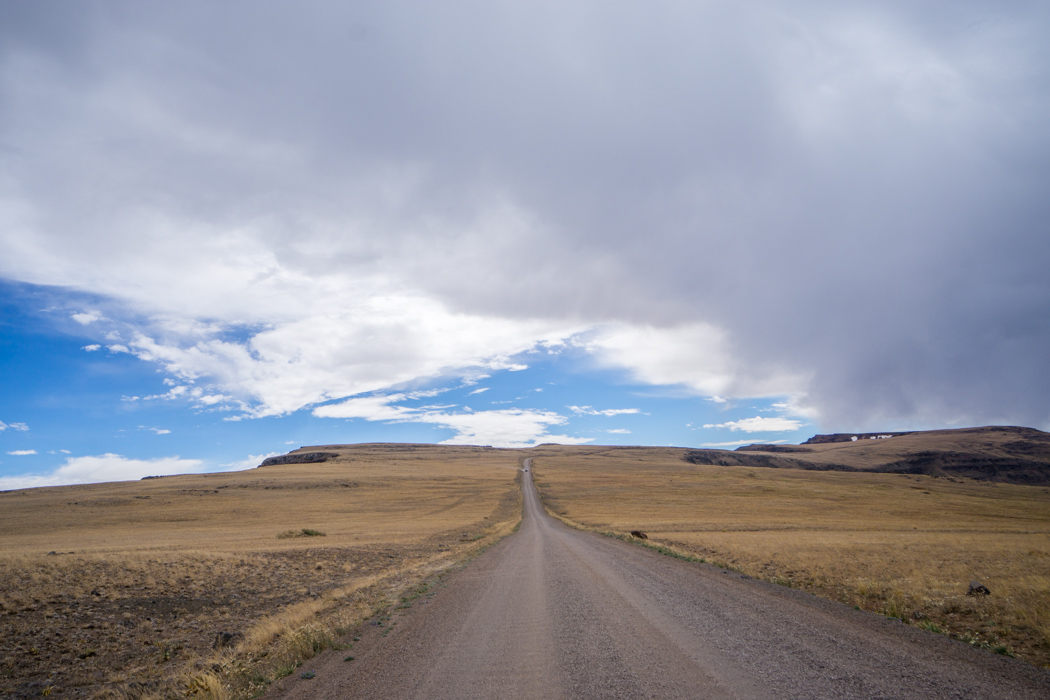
[259,451,339,467]
[685,426,1050,485]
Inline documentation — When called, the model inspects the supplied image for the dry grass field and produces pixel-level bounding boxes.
[0,444,522,699]
[528,445,1050,668]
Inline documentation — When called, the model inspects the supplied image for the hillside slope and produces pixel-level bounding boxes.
[685,426,1050,484]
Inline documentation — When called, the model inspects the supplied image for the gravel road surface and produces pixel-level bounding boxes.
[267,459,1050,699]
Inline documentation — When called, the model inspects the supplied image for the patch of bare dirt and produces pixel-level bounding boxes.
[0,545,428,698]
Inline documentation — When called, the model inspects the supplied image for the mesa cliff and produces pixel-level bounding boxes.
[685,426,1050,485]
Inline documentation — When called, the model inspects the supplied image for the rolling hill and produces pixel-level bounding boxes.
[684,426,1050,484]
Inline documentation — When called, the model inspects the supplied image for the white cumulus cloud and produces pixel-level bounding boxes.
[222,453,280,472]
[314,394,591,448]
[119,300,585,418]
[6,449,37,455]
[701,439,789,447]
[427,409,592,449]
[703,416,803,433]
[568,405,640,417]
[0,454,204,490]
[587,324,807,400]
[71,310,103,325]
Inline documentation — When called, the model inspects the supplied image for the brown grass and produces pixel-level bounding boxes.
[528,445,1050,668]
[0,445,521,698]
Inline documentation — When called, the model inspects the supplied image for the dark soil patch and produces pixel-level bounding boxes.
[0,546,424,698]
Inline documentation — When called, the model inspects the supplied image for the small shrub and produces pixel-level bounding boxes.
[277,529,327,539]
[283,624,333,661]
[186,672,228,699]
[884,594,907,620]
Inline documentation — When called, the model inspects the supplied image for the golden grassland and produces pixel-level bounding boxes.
[0,445,522,699]
[528,445,1050,668]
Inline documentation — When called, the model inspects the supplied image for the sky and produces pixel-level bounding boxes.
[1,1,1048,488]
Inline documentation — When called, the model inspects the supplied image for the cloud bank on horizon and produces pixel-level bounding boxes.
[1,0,1049,473]
[0,454,204,491]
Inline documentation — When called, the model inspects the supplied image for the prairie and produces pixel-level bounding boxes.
[528,444,1050,668]
[0,444,521,699]
[5,433,1048,696]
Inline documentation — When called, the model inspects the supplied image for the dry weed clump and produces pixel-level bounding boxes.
[0,445,521,699]
[275,529,326,540]
[529,446,1050,668]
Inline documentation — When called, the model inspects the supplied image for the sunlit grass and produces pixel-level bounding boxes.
[0,445,521,698]
[530,446,1050,668]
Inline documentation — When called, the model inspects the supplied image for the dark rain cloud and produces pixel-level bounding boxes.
[1,1,1048,430]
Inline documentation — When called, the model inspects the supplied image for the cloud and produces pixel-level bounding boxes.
[222,453,279,472]
[139,426,171,435]
[314,394,591,448]
[701,439,789,448]
[0,2,1047,432]
[71,310,103,325]
[467,387,489,395]
[607,429,631,434]
[128,384,240,412]
[116,303,584,418]
[83,344,102,352]
[0,421,29,432]
[313,394,416,422]
[587,324,808,400]
[568,406,641,417]
[6,449,37,455]
[0,454,203,489]
[429,409,592,448]
[703,416,804,433]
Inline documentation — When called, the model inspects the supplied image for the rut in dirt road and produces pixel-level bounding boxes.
[268,459,1050,699]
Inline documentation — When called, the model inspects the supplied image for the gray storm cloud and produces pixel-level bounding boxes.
[1,1,1048,430]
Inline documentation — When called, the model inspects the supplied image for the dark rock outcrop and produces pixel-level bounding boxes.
[735,444,813,453]
[683,450,844,472]
[259,452,339,467]
[213,630,244,649]
[968,581,991,596]
[685,427,1050,485]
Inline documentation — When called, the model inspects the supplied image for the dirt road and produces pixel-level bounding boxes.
[268,460,1050,699]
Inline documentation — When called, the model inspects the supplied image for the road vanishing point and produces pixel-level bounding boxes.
[269,459,1050,699]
